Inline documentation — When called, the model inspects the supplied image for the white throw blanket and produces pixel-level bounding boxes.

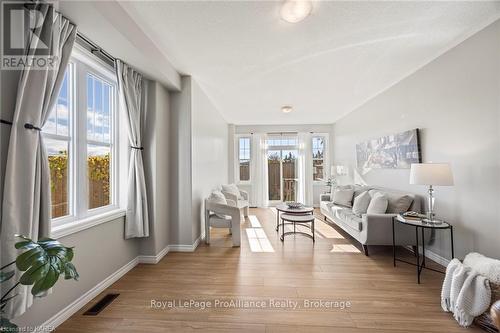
[441,258,492,327]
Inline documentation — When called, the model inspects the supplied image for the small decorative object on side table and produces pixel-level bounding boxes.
[392,212,454,284]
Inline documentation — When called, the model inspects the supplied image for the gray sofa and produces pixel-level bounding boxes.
[320,185,426,256]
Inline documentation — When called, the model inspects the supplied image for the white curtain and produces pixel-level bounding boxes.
[0,4,76,317]
[251,133,269,207]
[116,60,149,239]
[297,132,314,206]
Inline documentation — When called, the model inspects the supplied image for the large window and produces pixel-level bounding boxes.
[43,48,118,227]
[312,136,325,181]
[238,137,251,181]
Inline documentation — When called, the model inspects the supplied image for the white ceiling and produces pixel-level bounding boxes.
[120,1,500,125]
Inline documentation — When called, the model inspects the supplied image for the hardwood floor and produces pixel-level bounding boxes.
[56,208,479,332]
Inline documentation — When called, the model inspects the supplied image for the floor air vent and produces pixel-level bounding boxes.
[83,293,120,316]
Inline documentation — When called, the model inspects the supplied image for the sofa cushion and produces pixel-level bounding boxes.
[332,188,354,207]
[352,191,371,215]
[369,189,413,213]
[338,209,363,232]
[353,185,373,199]
[367,192,388,214]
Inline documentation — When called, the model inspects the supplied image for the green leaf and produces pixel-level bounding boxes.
[0,317,18,332]
[19,261,49,286]
[0,271,14,283]
[12,235,78,298]
[15,247,44,271]
[64,262,79,281]
[31,264,59,297]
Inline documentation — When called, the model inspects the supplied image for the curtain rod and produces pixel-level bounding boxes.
[25,0,116,65]
[76,33,116,65]
[267,132,298,135]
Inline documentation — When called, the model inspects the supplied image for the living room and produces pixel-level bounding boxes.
[0,0,499,332]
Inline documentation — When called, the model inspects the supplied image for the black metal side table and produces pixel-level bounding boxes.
[392,214,454,284]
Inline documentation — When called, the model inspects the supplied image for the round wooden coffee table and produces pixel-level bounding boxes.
[275,203,314,231]
[280,214,315,242]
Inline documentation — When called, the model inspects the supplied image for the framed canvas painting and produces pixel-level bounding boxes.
[356,129,421,169]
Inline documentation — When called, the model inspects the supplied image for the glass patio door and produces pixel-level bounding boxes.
[266,135,298,204]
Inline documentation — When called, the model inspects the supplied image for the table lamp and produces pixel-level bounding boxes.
[410,163,454,224]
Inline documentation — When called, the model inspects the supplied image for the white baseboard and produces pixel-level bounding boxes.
[169,236,201,252]
[405,245,450,267]
[42,257,139,331]
[138,246,170,264]
[41,237,203,331]
[425,249,450,267]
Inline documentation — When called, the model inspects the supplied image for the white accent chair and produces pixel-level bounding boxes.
[205,198,241,247]
[221,185,250,218]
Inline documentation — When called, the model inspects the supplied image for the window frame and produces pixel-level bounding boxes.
[312,134,329,183]
[237,136,252,183]
[49,44,122,236]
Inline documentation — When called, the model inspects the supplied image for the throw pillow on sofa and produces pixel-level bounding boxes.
[332,188,355,207]
[352,191,371,215]
[222,184,242,200]
[368,190,413,214]
[366,192,388,214]
[385,192,413,213]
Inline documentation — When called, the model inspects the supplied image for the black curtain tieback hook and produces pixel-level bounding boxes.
[24,123,42,131]
[131,146,144,150]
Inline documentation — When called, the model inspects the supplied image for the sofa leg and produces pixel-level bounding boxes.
[363,245,369,256]
[324,215,327,221]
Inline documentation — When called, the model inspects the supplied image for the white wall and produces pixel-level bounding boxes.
[191,80,229,240]
[169,77,193,246]
[233,124,333,207]
[331,19,500,260]
[169,76,229,246]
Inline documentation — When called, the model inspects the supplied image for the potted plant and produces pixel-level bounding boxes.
[0,235,79,332]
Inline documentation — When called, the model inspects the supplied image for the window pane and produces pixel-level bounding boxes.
[313,160,324,181]
[87,74,112,144]
[44,69,70,136]
[240,161,250,181]
[87,75,94,139]
[87,145,111,209]
[239,137,251,181]
[312,137,325,180]
[46,138,69,219]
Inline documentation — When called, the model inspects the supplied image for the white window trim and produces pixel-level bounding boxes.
[235,134,252,184]
[312,133,329,185]
[49,44,124,238]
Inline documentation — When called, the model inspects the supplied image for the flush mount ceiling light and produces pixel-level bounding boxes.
[281,105,293,113]
[280,0,313,23]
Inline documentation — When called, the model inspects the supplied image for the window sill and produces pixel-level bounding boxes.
[51,209,126,239]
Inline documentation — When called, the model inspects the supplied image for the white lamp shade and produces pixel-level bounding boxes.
[410,163,454,186]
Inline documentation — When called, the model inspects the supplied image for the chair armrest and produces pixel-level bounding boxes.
[206,200,240,216]
[239,190,249,201]
[221,190,238,203]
